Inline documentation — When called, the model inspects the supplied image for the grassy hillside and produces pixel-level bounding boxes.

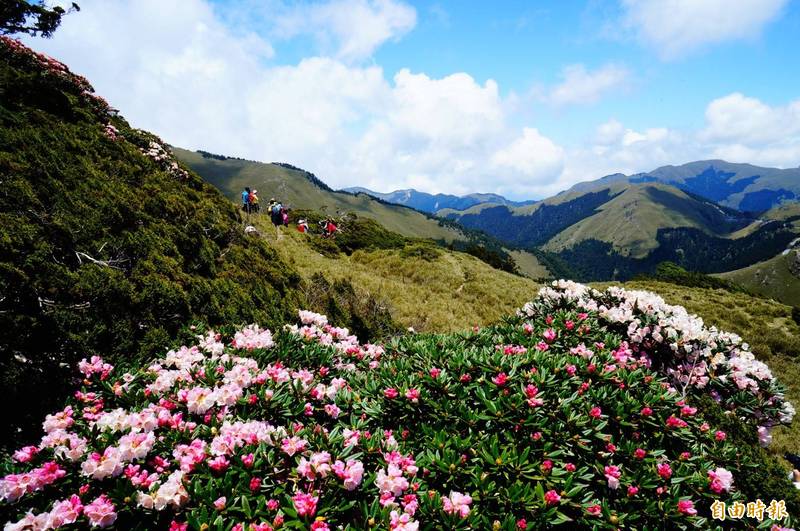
[179,148,553,281]
[596,280,800,457]
[174,148,462,242]
[718,247,800,307]
[251,217,541,332]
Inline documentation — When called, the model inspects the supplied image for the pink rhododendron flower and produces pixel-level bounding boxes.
[666,416,688,429]
[213,496,227,510]
[524,385,543,407]
[292,491,318,517]
[405,389,420,402]
[604,465,621,489]
[389,510,419,531]
[384,388,399,399]
[281,436,308,456]
[376,464,410,497]
[714,430,727,441]
[542,328,556,342]
[544,490,561,506]
[169,521,189,531]
[586,504,602,516]
[208,455,229,473]
[708,467,733,493]
[1,461,67,502]
[634,448,647,459]
[324,403,341,418]
[442,491,472,518]
[84,494,117,528]
[333,459,364,490]
[492,373,508,386]
[429,368,441,378]
[657,463,672,480]
[677,499,697,516]
[589,406,602,419]
[535,341,549,352]
[627,485,639,497]
[13,446,39,463]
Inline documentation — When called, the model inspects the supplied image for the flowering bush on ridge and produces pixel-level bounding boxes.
[1,283,797,529]
[521,280,795,440]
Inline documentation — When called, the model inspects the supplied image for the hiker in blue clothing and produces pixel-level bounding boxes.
[241,187,251,213]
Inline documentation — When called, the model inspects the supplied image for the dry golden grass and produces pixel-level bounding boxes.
[256,220,540,333]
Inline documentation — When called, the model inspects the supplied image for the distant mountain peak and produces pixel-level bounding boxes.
[564,159,800,212]
[341,187,536,214]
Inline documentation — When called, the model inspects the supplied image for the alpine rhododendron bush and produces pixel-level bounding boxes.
[3,282,798,529]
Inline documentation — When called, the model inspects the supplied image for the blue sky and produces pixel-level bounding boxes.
[25,0,800,199]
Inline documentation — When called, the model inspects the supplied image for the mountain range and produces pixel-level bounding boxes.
[563,160,800,212]
[176,148,800,297]
[341,186,536,214]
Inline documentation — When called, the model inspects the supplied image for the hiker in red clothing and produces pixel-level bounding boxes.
[324,219,338,238]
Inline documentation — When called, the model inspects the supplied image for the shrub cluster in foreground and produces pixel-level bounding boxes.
[0,36,306,449]
[2,282,797,529]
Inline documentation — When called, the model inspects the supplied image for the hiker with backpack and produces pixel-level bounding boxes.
[249,189,260,213]
[241,187,251,213]
[269,198,284,239]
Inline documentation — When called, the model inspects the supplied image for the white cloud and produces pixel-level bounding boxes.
[21,0,567,199]
[20,1,800,203]
[549,63,630,106]
[701,92,800,145]
[491,128,565,183]
[621,0,788,59]
[274,0,416,62]
[545,120,691,197]
[701,93,800,166]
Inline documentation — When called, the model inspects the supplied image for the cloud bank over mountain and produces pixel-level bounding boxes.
[24,0,799,199]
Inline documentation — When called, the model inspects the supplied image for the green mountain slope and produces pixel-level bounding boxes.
[542,183,755,257]
[174,148,463,242]
[444,180,798,280]
[717,245,800,307]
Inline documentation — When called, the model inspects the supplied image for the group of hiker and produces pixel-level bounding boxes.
[241,186,339,239]
[296,217,339,238]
